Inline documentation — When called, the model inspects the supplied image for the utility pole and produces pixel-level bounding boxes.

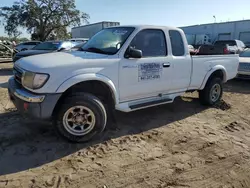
[213,15,216,23]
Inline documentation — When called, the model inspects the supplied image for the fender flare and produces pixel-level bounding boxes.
[56,73,119,105]
[200,65,228,90]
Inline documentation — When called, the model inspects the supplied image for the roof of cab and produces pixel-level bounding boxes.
[107,24,182,31]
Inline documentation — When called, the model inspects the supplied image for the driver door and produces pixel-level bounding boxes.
[119,29,172,102]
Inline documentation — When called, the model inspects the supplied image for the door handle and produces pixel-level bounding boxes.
[162,63,170,68]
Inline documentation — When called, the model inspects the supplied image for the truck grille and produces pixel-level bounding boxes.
[13,66,23,85]
[238,63,250,72]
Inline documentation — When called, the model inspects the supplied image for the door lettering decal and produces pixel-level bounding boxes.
[138,63,162,81]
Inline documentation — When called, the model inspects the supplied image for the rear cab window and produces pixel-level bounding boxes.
[169,30,185,56]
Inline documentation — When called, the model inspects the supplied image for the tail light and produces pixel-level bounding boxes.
[223,47,229,54]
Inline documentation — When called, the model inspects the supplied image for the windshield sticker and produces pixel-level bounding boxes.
[113,30,128,35]
[138,63,162,82]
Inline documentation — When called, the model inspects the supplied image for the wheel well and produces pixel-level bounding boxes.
[208,70,225,83]
[52,80,115,117]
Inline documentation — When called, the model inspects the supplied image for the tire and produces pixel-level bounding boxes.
[55,93,107,143]
[199,77,223,106]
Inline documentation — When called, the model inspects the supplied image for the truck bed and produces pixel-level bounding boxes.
[189,54,239,89]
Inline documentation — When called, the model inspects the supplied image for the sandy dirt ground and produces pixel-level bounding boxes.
[0,63,250,188]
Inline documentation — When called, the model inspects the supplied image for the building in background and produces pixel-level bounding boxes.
[180,20,250,46]
[71,21,120,39]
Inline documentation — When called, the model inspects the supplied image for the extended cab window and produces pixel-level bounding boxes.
[130,29,167,57]
[169,30,185,56]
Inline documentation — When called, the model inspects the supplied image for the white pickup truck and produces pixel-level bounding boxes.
[8,25,239,142]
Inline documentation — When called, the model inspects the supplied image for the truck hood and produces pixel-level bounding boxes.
[15,51,110,71]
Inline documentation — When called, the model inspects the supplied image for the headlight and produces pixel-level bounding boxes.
[22,72,49,89]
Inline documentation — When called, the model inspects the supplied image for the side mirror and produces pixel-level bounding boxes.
[125,46,142,59]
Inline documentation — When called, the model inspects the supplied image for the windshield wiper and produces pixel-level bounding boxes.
[83,47,110,55]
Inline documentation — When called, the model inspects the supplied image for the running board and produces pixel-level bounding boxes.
[116,92,184,112]
[129,98,172,110]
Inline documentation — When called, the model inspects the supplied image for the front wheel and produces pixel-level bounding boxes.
[55,93,107,143]
[199,77,223,105]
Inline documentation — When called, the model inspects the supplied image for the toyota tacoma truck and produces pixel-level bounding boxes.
[8,25,239,142]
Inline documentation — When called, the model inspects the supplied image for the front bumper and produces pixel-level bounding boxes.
[236,74,250,79]
[236,71,250,79]
[8,77,62,120]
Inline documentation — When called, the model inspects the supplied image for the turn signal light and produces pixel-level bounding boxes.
[23,103,29,111]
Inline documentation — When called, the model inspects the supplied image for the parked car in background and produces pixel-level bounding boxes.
[214,40,246,54]
[67,41,88,51]
[0,40,12,46]
[9,25,239,142]
[0,43,18,63]
[69,38,89,43]
[0,40,17,50]
[237,49,250,79]
[188,45,195,51]
[15,41,41,52]
[188,45,199,55]
[13,40,77,62]
[195,44,232,55]
[244,41,250,48]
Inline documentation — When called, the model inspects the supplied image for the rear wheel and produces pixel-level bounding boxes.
[55,93,107,142]
[199,77,223,105]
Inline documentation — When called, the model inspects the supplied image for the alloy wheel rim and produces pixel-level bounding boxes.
[210,83,221,102]
[63,106,96,136]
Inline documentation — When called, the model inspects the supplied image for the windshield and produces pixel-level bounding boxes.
[81,27,135,55]
[239,50,250,57]
[214,40,236,46]
[33,42,61,50]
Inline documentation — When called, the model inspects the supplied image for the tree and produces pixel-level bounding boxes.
[0,0,89,41]
[0,36,29,43]
[48,26,72,40]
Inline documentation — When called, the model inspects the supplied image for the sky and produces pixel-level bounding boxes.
[0,0,250,38]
